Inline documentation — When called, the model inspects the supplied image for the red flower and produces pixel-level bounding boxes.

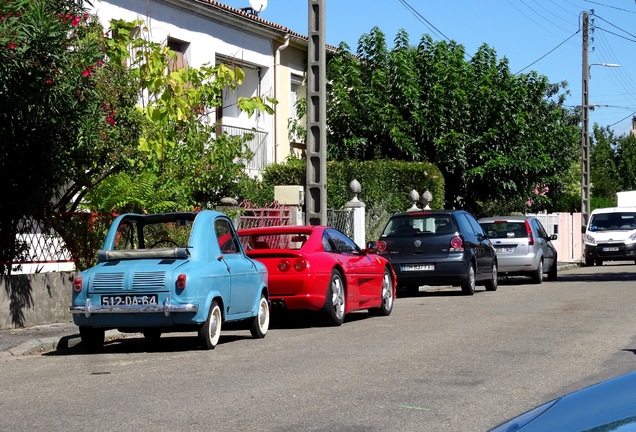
[8,42,15,50]
[45,79,53,86]
[71,16,81,27]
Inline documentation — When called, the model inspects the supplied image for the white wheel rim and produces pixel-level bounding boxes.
[332,275,345,320]
[210,305,221,346]
[382,272,393,311]
[258,298,269,333]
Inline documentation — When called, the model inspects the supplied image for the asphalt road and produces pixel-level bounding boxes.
[1,262,635,432]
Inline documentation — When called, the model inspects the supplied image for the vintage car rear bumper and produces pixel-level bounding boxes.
[70,297,199,318]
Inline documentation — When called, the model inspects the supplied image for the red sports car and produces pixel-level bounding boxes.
[237,225,397,326]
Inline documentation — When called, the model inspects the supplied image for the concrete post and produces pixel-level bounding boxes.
[346,179,366,247]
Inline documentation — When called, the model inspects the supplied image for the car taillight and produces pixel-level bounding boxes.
[376,240,387,252]
[525,221,534,245]
[292,258,307,272]
[450,236,464,251]
[73,276,83,292]
[277,259,291,272]
[176,274,187,290]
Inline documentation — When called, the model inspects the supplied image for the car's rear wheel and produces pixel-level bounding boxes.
[461,263,476,295]
[79,326,105,352]
[323,269,345,326]
[531,259,544,284]
[249,294,269,338]
[547,260,558,281]
[484,261,498,291]
[370,267,394,316]
[199,300,222,350]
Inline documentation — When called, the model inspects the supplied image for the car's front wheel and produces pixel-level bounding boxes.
[323,269,346,326]
[249,293,269,338]
[485,261,498,291]
[79,326,105,352]
[531,259,544,284]
[370,267,394,316]
[547,260,558,281]
[199,300,222,350]
[461,263,476,295]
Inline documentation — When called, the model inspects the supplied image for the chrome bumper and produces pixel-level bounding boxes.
[69,298,199,318]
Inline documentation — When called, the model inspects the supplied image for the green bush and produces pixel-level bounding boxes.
[246,158,444,213]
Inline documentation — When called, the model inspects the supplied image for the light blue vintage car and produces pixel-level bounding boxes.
[70,210,269,351]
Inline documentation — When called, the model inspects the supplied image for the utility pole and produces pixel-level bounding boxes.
[305,0,327,225]
[581,11,590,229]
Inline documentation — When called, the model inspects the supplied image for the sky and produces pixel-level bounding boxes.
[222,0,636,136]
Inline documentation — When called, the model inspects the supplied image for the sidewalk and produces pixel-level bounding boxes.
[0,261,581,357]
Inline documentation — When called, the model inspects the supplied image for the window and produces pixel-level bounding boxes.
[167,38,189,72]
[289,74,306,142]
[215,219,239,254]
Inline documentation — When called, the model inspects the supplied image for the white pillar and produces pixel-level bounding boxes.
[346,180,366,247]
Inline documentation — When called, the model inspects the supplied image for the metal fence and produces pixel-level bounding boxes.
[235,202,292,229]
[219,124,268,171]
[327,208,354,238]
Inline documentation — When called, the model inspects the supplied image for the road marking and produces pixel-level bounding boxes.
[399,405,431,411]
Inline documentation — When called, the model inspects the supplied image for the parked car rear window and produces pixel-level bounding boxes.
[382,214,457,236]
[480,222,526,239]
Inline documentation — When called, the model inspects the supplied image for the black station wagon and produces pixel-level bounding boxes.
[370,210,498,295]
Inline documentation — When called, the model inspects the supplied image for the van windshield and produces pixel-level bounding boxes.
[588,212,636,231]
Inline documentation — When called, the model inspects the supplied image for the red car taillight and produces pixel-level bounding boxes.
[292,258,307,272]
[376,240,387,252]
[73,276,83,292]
[277,259,291,272]
[525,221,535,245]
[176,274,187,290]
[449,236,464,251]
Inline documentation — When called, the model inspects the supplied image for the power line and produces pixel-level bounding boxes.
[515,30,580,74]
[584,0,636,14]
[610,112,636,127]
[396,0,451,43]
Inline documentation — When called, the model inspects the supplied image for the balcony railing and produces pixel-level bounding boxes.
[219,124,268,172]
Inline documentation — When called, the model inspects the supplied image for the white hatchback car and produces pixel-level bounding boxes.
[478,216,558,284]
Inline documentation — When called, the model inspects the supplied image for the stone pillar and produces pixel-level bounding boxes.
[346,179,366,247]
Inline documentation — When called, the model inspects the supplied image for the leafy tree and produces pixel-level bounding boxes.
[616,133,636,191]
[0,0,143,274]
[84,19,277,213]
[325,28,580,216]
[0,7,276,272]
[590,125,620,200]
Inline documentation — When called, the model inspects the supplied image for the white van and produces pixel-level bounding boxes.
[582,207,636,266]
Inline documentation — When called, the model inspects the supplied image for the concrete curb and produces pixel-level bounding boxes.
[1,330,125,357]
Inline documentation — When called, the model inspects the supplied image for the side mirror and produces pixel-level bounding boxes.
[581,226,587,234]
[550,234,558,241]
[366,241,378,253]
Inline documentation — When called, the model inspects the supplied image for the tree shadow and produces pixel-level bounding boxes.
[4,275,33,327]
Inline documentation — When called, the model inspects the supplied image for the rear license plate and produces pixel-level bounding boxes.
[496,247,514,254]
[602,247,619,252]
[101,294,158,306]
[402,264,434,271]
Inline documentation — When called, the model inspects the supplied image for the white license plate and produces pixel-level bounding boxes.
[101,294,158,306]
[402,264,434,271]
[602,247,619,252]
[496,247,514,254]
